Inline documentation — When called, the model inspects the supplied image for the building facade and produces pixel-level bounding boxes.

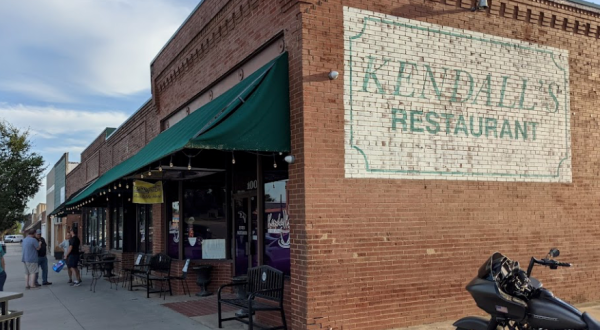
[58,0,600,329]
[47,153,78,258]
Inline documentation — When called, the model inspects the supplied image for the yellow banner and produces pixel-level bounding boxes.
[132,180,164,204]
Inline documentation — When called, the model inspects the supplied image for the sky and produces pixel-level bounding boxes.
[2,0,600,214]
[0,0,201,213]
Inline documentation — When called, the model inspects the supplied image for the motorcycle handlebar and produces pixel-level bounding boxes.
[526,257,571,276]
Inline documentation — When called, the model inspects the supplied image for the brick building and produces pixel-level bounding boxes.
[51,0,600,329]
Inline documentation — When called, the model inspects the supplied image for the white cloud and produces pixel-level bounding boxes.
[0,0,198,100]
[0,104,129,140]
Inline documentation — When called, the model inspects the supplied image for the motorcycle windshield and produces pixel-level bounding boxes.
[477,252,508,279]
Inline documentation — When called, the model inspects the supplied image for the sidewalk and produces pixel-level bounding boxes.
[2,243,244,330]
[5,242,600,330]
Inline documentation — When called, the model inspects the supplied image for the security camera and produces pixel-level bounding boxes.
[328,71,339,80]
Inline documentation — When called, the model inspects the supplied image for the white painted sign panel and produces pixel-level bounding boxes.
[344,7,571,182]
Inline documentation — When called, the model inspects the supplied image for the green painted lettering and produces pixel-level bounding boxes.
[500,119,513,139]
[518,79,535,110]
[530,122,538,140]
[394,61,418,97]
[440,113,454,134]
[410,110,424,132]
[547,83,560,113]
[450,69,474,103]
[454,115,469,136]
[426,112,440,134]
[420,65,447,100]
[470,116,483,137]
[515,121,527,140]
[391,108,407,131]
[362,56,388,94]
[472,74,492,106]
[485,118,498,138]
[498,76,517,109]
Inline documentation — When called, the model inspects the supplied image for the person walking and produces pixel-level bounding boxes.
[59,232,72,283]
[64,228,81,287]
[34,229,52,286]
[22,229,41,289]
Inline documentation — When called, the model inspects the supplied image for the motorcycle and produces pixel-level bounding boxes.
[454,248,600,330]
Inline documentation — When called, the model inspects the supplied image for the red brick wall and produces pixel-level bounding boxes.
[297,0,600,329]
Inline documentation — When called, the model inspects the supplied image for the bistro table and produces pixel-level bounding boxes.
[86,259,122,293]
[0,292,22,315]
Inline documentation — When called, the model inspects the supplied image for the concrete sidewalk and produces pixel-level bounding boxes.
[2,243,245,330]
[5,242,600,330]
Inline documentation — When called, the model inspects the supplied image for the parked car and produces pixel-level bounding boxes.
[4,235,24,243]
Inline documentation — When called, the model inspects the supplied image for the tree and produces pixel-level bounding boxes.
[0,121,44,233]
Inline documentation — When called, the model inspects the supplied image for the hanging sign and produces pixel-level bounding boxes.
[132,180,164,204]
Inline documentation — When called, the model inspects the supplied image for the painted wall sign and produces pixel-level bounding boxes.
[344,7,571,182]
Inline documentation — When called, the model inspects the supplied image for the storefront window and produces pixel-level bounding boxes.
[83,207,106,249]
[168,201,180,259]
[137,205,153,253]
[182,187,227,260]
[112,207,123,250]
[264,179,290,275]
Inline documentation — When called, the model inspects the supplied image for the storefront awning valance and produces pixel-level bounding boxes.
[66,52,290,206]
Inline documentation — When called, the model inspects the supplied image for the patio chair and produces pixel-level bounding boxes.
[168,259,191,297]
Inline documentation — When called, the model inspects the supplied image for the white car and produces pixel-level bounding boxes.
[4,235,23,243]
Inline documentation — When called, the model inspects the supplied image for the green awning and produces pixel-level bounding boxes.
[66,52,289,206]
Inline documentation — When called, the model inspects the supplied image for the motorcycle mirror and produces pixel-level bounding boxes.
[549,248,560,258]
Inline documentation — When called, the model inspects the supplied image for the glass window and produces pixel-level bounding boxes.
[137,205,153,253]
[182,187,227,260]
[83,207,106,249]
[167,201,180,259]
[264,179,290,275]
[112,207,123,250]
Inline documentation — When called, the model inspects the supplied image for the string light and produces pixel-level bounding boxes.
[108,188,111,192]
[169,155,173,168]
[232,152,236,165]
[188,156,192,170]
[273,154,277,168]
[118,193,121,197]
[118,182,121,188]
[148,166,152,176]
[126,183,129,189]
[159,161,163,172]
[141,174,144,179]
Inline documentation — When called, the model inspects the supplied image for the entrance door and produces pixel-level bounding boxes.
[234,194,258,276]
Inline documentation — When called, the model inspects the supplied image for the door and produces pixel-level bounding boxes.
[234,194,258,276]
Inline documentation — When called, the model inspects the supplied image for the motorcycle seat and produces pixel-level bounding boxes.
[583,312,600,330]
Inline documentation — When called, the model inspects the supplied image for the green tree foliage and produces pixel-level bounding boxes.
[0,121,44,232]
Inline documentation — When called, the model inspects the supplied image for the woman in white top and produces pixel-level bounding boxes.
[59,233,71,283]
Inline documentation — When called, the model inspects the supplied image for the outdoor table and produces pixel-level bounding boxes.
[86,260,122,293]
[0,292,22,315]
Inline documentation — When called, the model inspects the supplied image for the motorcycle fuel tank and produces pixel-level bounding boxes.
[527,292,586,330]
[466,277,526,321]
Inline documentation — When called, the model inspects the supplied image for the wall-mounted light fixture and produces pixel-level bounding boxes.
[328,70,339,80]
[471,0,488,11]
[284,155,295,164]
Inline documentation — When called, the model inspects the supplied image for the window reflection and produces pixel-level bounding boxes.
[183,187,227,260]
[264,179,290,275]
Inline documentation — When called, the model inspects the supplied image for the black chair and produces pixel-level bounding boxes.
[122,253,145,289]
[145,253,172,299]
[168,259,191,297]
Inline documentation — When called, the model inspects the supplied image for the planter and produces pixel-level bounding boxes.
[193,265,213,297]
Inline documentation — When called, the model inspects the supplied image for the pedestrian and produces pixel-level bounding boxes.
[64,228,81,287]
[34,229,52,286]
[59,232,72,283]
[21,229,41,289]
[0,241,6,291]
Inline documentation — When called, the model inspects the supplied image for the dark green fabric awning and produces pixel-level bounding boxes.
[66,52,289,206]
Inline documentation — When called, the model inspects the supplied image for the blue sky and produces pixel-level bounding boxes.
[2,0,600,213]
[0,0,200,213]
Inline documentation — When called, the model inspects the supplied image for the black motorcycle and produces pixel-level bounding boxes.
[454,249,600,330]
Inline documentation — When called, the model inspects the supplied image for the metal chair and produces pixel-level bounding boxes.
[168,259,191,297]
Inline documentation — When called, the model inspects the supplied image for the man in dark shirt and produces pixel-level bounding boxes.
[34,229,52,285]
[64,228,81,286]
